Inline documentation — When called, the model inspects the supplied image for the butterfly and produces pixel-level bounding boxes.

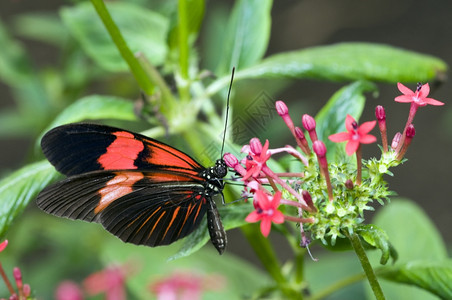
[36,123,228,254]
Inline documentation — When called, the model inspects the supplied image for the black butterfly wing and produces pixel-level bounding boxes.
[36,169,209,246]
[41,123,204,176]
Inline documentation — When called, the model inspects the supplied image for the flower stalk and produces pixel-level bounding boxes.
[346,232,386,300]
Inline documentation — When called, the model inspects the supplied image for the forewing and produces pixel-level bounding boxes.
[36,170,208,246]
[41,123,204,176]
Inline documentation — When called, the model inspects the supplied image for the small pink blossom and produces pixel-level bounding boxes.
[328,115,376,155]
[242,139,271,181]
[395,82,444,107]
[245,190,284,237]
[150,271,224,300]
[0,240,7,252]
[83,265,127,300]
[55,281,84,300]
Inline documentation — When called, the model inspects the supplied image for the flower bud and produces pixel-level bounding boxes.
[312,140,327,158]
[249,138,263,155]
[406,124,416,138]
[275,100,289,116]
[302,114,316,132]
[223,153,238,168]
[302,190,316,211]
[375,105,386,121]
[345,179,354,189]
[391,132,402,150]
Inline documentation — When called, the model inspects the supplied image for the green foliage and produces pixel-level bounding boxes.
[0,161,59,237]
[215,0,272,75]
[61,2,169,72]
[365,199,449,299]
[234,42,447,82]
[0,1,450,299]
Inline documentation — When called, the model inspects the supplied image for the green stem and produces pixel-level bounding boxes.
[177,0,190,102]
[135,53,174,113]
[241,224,299,299]
[90,0,156,97]
[308,272,367,300]
[346,232,385,300]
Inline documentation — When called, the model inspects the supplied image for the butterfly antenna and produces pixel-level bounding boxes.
[221,67,235,157]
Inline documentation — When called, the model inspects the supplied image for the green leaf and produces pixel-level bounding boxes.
[234,43,447,83]
[36,95,137,149]
[61,2,169,72]
[356,224,397,265]
[315,81,377,158]
[379,260,452,299]
[13,12,68,46]
[168,0,205,51]
[365,199,448,299]
[0,160,59,237]
[101,239,269,300]
[170,201,250,260]
[215,0,272,75]
[0,20,49,118]
[373,199,447,262]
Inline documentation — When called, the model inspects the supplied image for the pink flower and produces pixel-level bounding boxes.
[0,240,7,252]
[242,139,271,181]
[55,281,84,300]
[83,266,127,300]
[150,271,224,300]
[328,115,376,155]
[245,190,284,237]
[395,82,444,107]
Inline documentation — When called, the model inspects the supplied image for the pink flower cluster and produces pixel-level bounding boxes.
[223,82,444,239]
[0,240,31,300]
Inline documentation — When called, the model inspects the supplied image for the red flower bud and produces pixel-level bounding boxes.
[302,190,316,211]
[375,105,386,121]
[223,153,238,168]
[275,100,289,116]
[302,114,316,132]
[406,124,416,138]
[312,140,327,158]
[391,132,402,150]
[294,127,305,140]
[345,179,354,189]
[249,138,263,155]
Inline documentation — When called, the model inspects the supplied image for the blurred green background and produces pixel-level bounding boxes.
[0,0,451,298]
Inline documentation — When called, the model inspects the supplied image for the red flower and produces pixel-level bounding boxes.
[83,265,127,300]
[395,82,444,107]
[245,190,284,237]
[328,115,376,155]
[0,240,7,252]
[150,271,225,300]
[242,139,271,181]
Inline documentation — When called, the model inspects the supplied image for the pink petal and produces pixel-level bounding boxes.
[424,97,445,106]
[359,134,377,144]
[394,95,413,103]
[345,114,355,131]
[0,240,8,252]
[256,190,271,209]
[358,120,376,135]
[329,132,350,143]
[418,83,430,98]
[245,211,261,223]
[260,218,272,237]
[262,139,270,155]
[272,211,285,224]
[397,82,414,95]
[270,191,282,208]
[345,140,359,155]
